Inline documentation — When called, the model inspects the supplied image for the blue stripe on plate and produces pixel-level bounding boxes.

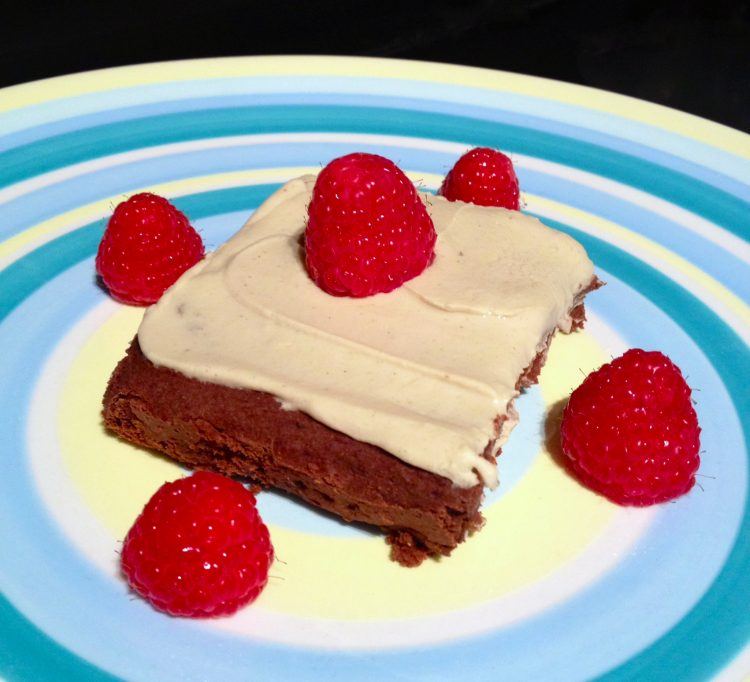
[0,106,747,242]
[0,74,747,184]
[0,92,746,201]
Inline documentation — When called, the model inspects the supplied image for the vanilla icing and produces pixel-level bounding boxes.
[138,176,594,488]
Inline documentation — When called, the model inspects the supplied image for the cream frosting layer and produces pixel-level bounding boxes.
[138,176,594,488]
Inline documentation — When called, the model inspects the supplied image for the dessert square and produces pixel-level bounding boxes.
[104,175,598,565]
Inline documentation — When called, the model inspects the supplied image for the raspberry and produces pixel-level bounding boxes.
[121,471,274,618]
[439,147,520,209]
[305,153,436,297]
[560,349,701,506]
[96,192,204,305]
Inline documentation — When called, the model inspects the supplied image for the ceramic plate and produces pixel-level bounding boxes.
[1,56,749,681]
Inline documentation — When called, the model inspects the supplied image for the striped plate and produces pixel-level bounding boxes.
[0,56,749,682]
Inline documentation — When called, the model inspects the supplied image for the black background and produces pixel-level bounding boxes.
[2,0,749,132]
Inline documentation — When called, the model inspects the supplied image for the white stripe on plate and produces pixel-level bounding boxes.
[0,132,746,266]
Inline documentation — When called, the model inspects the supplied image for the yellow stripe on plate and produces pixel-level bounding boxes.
[2,57,748,159]
[58,306,614,619]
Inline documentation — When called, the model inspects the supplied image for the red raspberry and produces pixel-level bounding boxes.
[560,349,701,506]
[305,152,436,297]
[439,147,520,209]
[96,192,204,305]
[121,471,274,618]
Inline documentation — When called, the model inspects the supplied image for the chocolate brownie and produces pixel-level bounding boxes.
[102,283,598,566]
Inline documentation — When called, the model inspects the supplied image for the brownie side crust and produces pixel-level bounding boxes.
[103,281,599,566]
